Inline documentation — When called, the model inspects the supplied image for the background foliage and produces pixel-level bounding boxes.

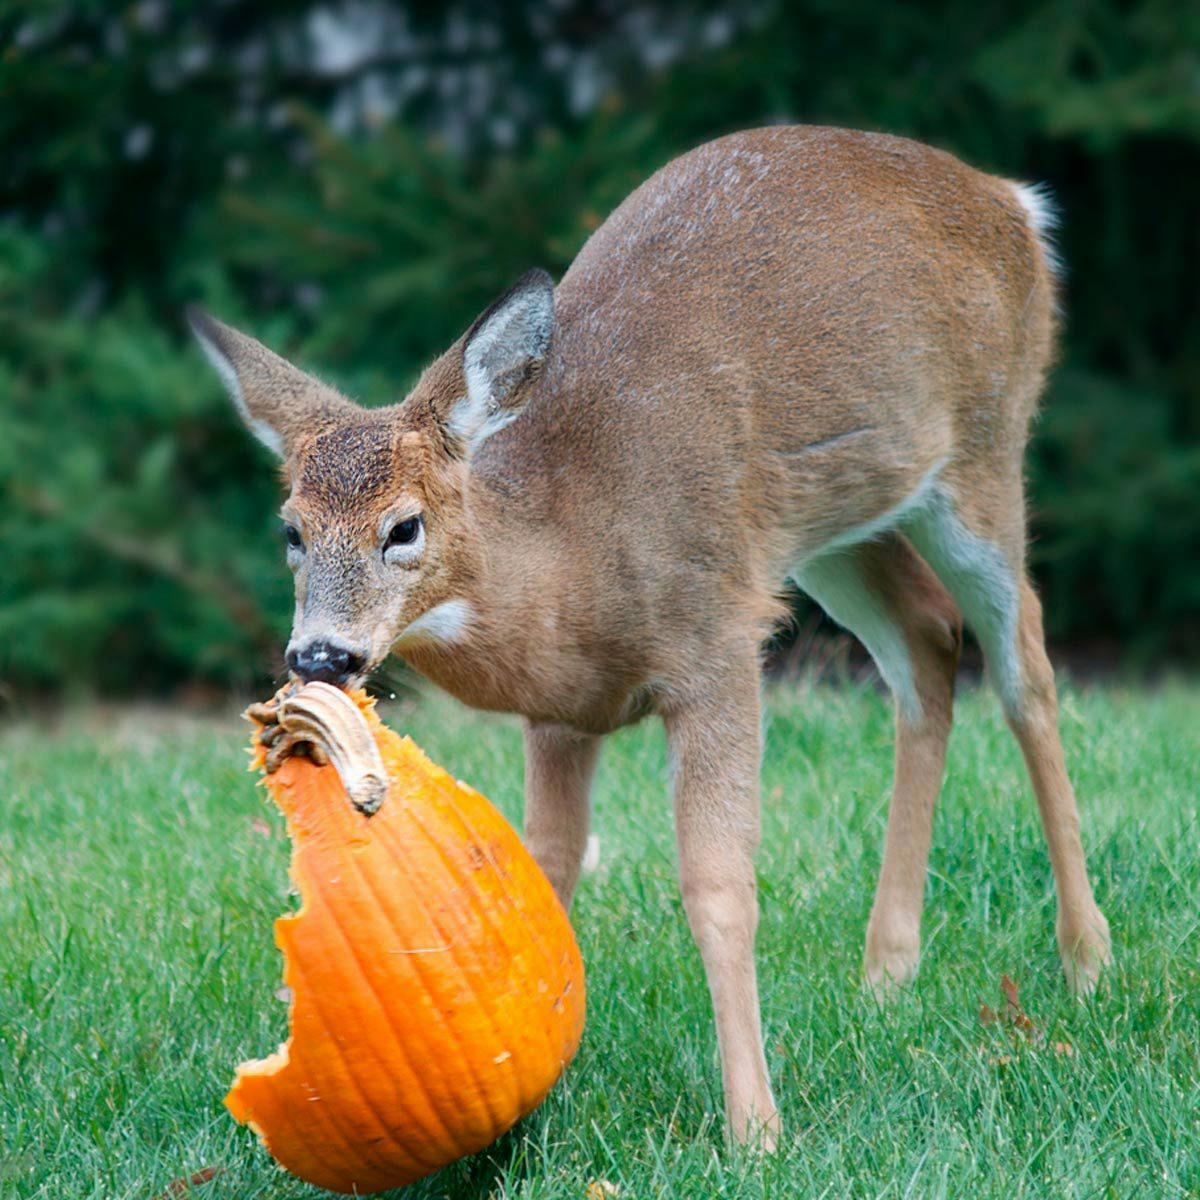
[3,1,1197,697]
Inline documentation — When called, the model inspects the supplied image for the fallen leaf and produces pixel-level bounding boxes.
[586,1182,620,1198]
[1000,974,1037,1034]
[980,975,1041,1041]
[980,975,1080,1066]
[150,1166,222,1200]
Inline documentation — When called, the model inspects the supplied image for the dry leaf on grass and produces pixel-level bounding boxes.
[586,1182,620,1198]
[980,973,1041,1041]
[1000,973,1037,1034]
[150,1166,222,1199]
[979,975,1074,1063]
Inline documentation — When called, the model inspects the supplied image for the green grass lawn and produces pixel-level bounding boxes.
[2,682,1198,1198]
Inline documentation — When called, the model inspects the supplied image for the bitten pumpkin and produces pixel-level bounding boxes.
[228,683,586,1195]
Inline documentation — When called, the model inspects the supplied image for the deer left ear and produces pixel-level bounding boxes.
[447,269,554,456]
[187,307,354,457]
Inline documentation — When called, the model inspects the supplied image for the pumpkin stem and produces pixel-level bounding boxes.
[277,682,388,815]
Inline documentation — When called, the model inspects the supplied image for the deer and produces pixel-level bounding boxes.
[189,125,1112,1147]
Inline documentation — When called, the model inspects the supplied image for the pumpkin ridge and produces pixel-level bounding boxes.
[301,859,474,1166]
[229,1056,338,1185]
[398,790,565,1091]
[286,908,439,1182]
[282,950,422,1186]
[231,687,585,1193]
[371,729,582,1141]
[409,772,573,1089]
[385,734,570,976]
[374,739,579,1106]
[273,765,451,1178]
[238,1049,374,1191]
[368,723,526,1132]
[428,763,568,948]
[366,791,531,1125]
[229,817,406,1187]
[236,757,447,1187]
[332,808,509,1142]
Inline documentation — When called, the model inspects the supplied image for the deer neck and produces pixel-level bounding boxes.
[395,472,575,719]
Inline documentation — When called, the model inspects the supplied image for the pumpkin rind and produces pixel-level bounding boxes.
[227,690,586,1194]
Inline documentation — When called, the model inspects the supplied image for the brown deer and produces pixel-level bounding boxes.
[190,126,1111,1147]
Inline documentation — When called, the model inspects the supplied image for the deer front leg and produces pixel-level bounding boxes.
[523,722,601,910]
[663,655,779,1148]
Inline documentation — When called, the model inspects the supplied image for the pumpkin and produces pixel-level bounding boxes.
[227,683,586,1195]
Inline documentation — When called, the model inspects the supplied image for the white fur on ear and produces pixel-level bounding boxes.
[451,269,554,454]
[186,307,285,457]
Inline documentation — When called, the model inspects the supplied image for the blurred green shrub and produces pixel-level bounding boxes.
[1,228,290,694]
[1,1,1196,696]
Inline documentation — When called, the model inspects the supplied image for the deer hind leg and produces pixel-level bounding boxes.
[904,483,1112,993]
[797,533,962,995]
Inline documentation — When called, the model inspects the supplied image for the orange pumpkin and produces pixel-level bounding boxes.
[227,685,585,1195]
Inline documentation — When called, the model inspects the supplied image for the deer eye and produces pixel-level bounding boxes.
[282,522,304,551]
[386,517,421,548]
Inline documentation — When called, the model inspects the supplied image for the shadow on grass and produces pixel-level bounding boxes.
[375,1119,530,1200]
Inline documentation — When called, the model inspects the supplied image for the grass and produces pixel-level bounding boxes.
[1,681,1198,1199]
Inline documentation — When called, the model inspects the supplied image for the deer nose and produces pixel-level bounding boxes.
[286,639,367,686]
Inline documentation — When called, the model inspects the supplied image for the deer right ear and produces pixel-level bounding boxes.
[186,307,350,457]
[441,269,554,457]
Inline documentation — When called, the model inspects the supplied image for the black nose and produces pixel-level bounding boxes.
[287,640,367,686]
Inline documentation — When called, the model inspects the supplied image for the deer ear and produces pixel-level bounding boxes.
[446,269,554,455]
[186,307,351,457]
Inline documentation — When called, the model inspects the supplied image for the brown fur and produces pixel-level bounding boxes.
[193,126,1111,1146]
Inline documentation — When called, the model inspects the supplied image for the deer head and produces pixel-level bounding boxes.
[188,270,554,686]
